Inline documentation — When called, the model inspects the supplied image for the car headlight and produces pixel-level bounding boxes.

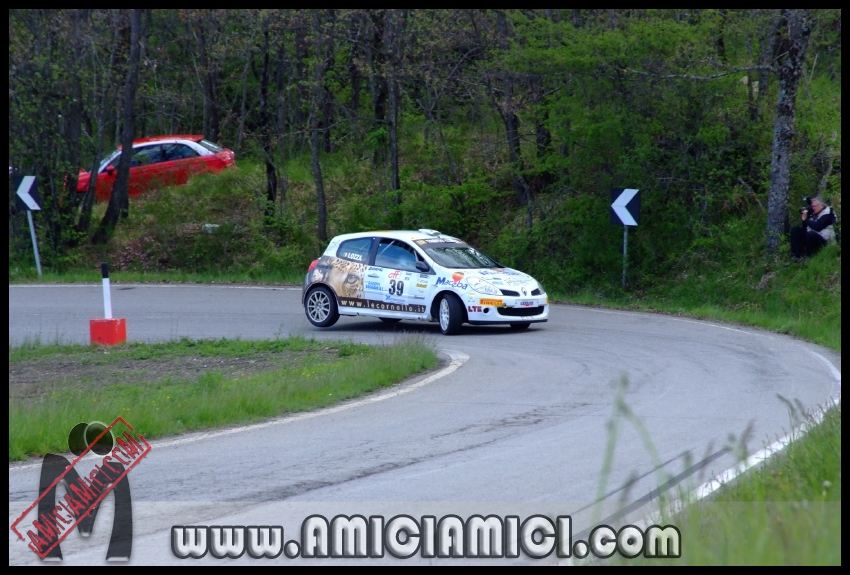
[536,280,546,294]
[467,277,500,295]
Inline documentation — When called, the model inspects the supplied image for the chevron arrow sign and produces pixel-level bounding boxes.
[14,175,41,211]
[610,188,639,226]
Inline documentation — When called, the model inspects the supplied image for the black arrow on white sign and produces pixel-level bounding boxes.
[14,175,41,211]
[610,188,639,226]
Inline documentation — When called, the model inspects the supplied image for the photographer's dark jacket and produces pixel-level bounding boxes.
[804,206,837,243]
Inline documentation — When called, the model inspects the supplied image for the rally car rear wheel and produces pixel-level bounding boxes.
[305,286,339,328]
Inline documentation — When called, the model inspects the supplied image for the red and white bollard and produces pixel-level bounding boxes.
[89,262,127,345]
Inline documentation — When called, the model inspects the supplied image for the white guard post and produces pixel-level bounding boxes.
[101,262,113,319]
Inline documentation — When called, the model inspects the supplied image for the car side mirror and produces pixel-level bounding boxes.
[105,166,115,175]
[415,261,429,272]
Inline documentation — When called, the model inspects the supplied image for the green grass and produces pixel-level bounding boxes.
[550,244,841,352]
[605,401,841,565]
[9,336,439,461]
[558,243,839,565]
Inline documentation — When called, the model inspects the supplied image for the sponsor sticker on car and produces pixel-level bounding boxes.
[479,298,504,306]
[435,277,469,290]
[518,300,536,307]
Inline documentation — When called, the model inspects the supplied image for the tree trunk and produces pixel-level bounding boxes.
[77,16,120,234]
[93,9,144,245]
[62,8,84,231]
[196,14,220,143]
[494,10,531,226]
[293,15,309,150]
[347,13,364,126]
[321,17,335,154]
[275,35,288,204]
[368,10,387,165]
[234,53,252,153]
[766,10,811,254]
[310,10,328,242]
[259,16,277,220]
[385,10,403,201]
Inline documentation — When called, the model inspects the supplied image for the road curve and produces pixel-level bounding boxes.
[8,284,841,564]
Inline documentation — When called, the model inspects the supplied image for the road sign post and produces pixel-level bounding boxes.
[610,188,640,289]
[622,226,628,289]
[14,175,43,277]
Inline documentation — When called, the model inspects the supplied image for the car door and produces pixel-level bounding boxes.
[161,143,203,186]
[373,238,428,316]
[127,144,166,196]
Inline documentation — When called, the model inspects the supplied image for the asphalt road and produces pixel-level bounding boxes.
[8,284,841,565]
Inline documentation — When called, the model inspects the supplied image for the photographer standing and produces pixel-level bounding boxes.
[790,197,837,259]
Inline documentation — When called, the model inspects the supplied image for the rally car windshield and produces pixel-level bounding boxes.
[424,245,499,269]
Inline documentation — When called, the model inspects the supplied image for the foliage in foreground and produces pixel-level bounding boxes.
[614,401,841,565]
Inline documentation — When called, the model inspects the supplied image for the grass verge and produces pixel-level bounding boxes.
[606,401,841,565]
[9,336,439,461]
[551,245,841,352]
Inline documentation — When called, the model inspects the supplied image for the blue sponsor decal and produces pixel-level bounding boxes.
[366,281,382,291]
[368,266,383,271]
[384,295,406,304]
[435,277,469,290]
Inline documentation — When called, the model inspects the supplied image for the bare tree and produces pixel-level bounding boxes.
[310,10,328,242]
[384,9,407,203]
[766,9,812,254]
[491,10,532,227]
[77,11,121,235]
[93,9,145,245]
[258,12,278,220]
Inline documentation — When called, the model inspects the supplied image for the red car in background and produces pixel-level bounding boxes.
[77,135,236,201]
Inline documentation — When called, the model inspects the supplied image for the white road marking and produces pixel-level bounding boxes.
[561,346,841,565]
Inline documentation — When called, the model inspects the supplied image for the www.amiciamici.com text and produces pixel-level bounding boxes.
[172,515,681,560]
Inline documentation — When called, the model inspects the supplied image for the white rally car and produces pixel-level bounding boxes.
[301,229,549,335]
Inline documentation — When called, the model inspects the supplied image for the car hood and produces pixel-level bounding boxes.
[441,267,541,295]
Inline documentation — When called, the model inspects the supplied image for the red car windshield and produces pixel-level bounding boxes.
[198,139,223,153]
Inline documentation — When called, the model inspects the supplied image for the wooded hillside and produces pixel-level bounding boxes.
[8,10,841,291]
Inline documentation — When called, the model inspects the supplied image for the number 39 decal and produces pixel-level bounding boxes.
[389,280,404,295]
